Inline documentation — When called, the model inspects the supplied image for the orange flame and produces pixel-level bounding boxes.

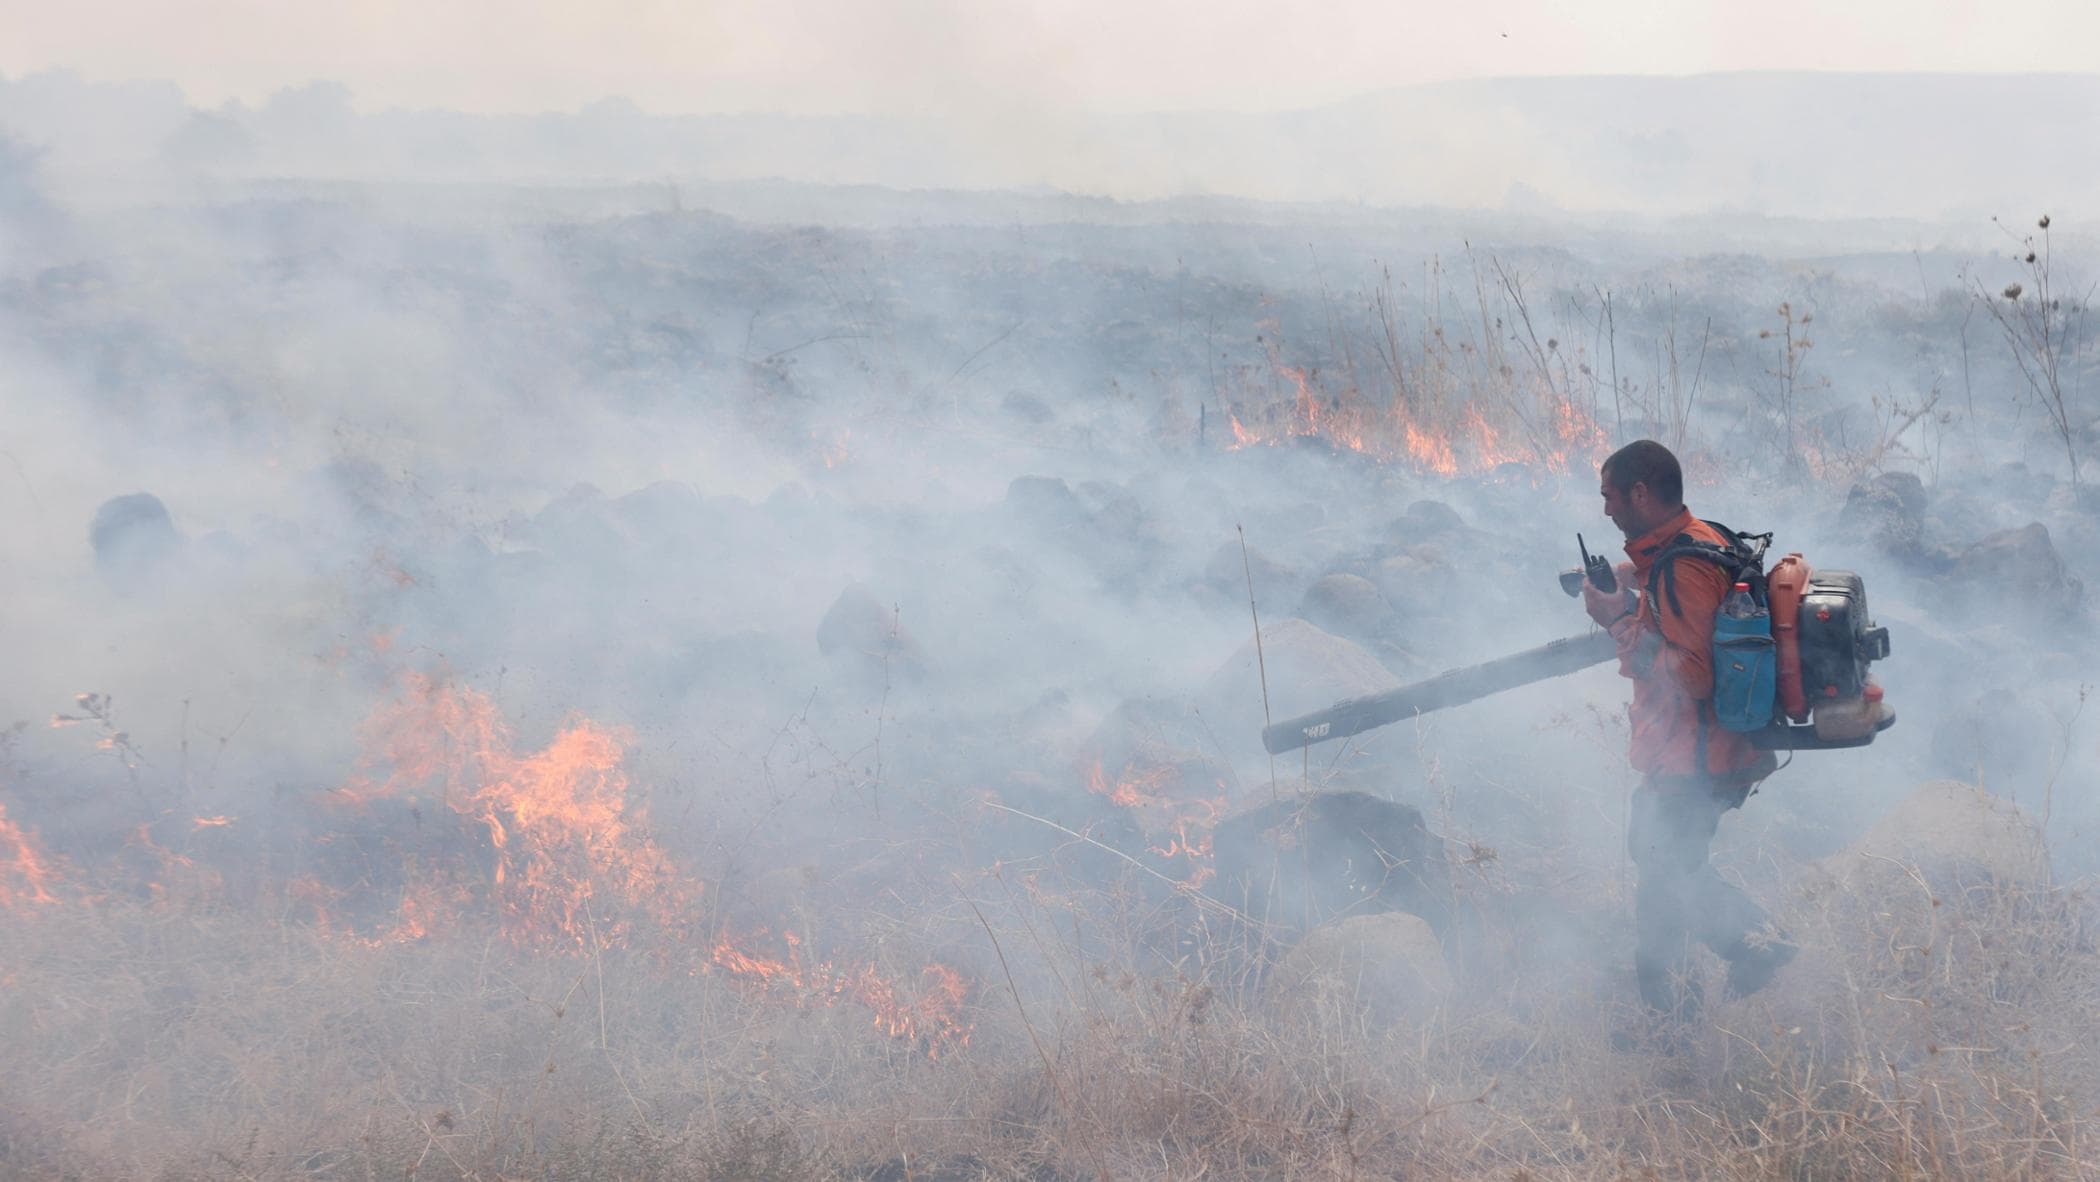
[334,673,971,1053]
[817,429,851,470]
[1086,760,1224,888]
[338,672,688,951]
[706,930,971,1052]
[0,798,60,910]
[1085,759,1176,809]
[1222,361,1612,479]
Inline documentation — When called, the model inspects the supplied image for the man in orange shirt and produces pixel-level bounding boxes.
[1581,440,1793,1023]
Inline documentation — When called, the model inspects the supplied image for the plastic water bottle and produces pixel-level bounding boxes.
[1722,581,1757,619]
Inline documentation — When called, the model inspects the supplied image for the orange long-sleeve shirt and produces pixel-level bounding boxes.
[1605,507,1775,782]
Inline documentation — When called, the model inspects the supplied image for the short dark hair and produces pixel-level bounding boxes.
[1601,440,1683,506]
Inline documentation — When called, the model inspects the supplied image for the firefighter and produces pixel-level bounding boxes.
[1581,440,1795,1023]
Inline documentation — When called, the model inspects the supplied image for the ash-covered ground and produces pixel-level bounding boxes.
[3,152,2100,1178]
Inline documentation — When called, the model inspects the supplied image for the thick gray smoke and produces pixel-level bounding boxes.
[2,72,2097,1180]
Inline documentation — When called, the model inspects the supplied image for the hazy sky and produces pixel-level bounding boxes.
[0,0,2086,115]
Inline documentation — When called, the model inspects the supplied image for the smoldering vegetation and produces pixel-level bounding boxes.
[3,116,2100,1180]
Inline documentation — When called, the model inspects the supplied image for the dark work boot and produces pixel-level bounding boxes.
[1724,934,1798,998]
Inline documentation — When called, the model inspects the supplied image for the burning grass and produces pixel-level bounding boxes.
[1221,363,1611,478]
[6,733,2100,1180]
[4,861,2097,1180]
[0,660,2075,1182]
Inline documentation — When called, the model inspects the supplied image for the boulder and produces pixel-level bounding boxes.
[1004,475,1086,530]
[1298,572,1388,640]
[1404,499,1465,533]
[1266,912,1451,1024]
[1083,695,1220,784]
[1837,471,1935,567]
[89,492,181,593]
[612,480,704,539]
[1945,522,2083,619]
[530,483,638,558]
[1202,539,1305,605]
[1210,790,1452,936]
[1928,683,2078,786]
[1804,780,2049,952]
[1078,696,1236,840]
[1826,779,2049,893]
[1778,781,2056,1053]
[1199,617,1398,745]
[1000,389,1054,424]
[815,584,929,685]
[1372,543,1461,622]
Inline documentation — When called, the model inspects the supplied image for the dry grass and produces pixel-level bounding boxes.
[5,831,2098,1182]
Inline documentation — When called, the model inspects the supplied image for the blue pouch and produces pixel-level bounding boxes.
[1713,610,1777,732]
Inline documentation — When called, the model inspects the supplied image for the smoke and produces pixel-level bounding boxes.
[9,69,2100,219]
[2,71,2098,1178]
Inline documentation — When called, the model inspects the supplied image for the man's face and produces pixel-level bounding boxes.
[1600,472,1654,539]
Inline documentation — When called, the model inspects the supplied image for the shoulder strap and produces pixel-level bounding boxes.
[1644,520,1772,619]
[1645,534,1745,620]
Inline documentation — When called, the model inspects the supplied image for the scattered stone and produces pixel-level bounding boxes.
[531,483,638,556]
[1083,695,1221,786]
[1945,522,2083,619]
[1928,681,2082,786]
[1267,912,1451,1024]
[1837,471,1932,565]
[1802,779,2049,954]
[1779,781,2057,1047]
[612,480,704,538]
[1000,389,1054,423]
[1828,779,2049,893]
[1211,789,1452,935]
[89,492,181,592]
[1199,617,1398,747]
[1201,539,1306,605]
[1404,499,1466,536]
[816,584,929,685]
[1004,475,1086,529]
[1372,543,1460,621]
[1298,572,1388,639]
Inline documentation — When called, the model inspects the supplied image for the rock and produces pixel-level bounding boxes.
[1000,389,1054,424]
[1267,912,1451,1024]
[1079,695,1236,833]
[89,492,181,593]
[1404,499,1466,536]
[1372,544,1460,621]
[1827,779,2049,892]
[1805,780,2049,951]
[1083,695,1220,786]
[1202,539,1304,604]
[763,482,814,513]
[1928,684,2077,786]
[1945,522,2083,619]
[1779,781,2056,1050]
[815,584,929,685]
[1837,472,1933,567]
[1199,617,1398,746]
[531,483,638,557]
[1072,479,1161,587]
[1004,475,1086,529]
[1210,790,1452,935]
[612,481,704,539]
[1298,572,1388,639]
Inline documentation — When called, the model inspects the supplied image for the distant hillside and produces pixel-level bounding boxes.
[4,70,2097,220]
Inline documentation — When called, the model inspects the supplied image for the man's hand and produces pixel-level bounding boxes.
[1584,562,1638,628]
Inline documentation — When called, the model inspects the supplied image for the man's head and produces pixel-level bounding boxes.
[1599,440,1684,539]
